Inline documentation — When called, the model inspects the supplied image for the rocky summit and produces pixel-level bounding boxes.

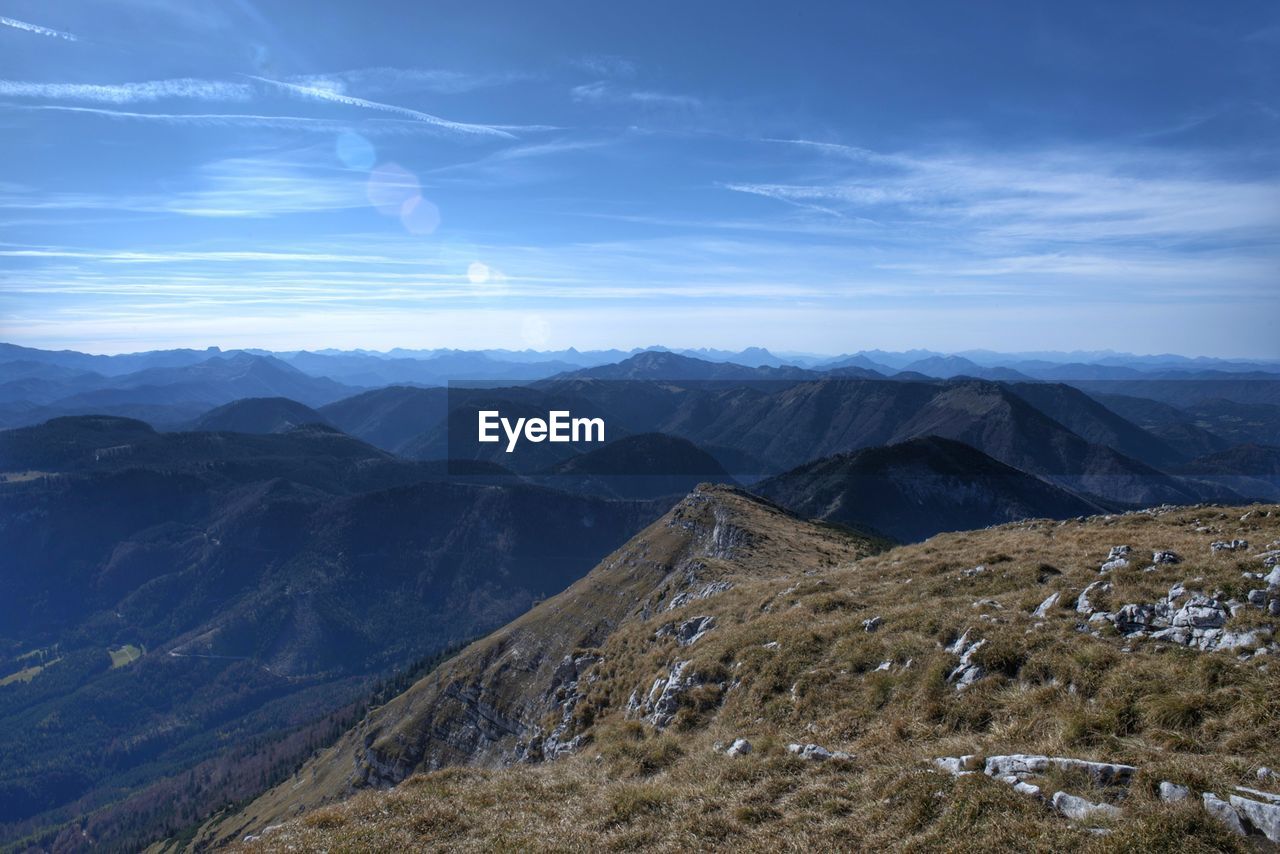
[173,490,1280,852]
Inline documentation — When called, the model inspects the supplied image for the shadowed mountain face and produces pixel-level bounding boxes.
[192,396,332,434]
[1174,444,1280,501]
[755,436,1105,542]
[0,416,659,848]
[318,386,449,453]
[1007,383,1185,468]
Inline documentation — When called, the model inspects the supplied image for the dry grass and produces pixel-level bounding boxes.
[230,498,1280,852]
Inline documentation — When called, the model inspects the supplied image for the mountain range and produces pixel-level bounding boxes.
[2,342,1278,850]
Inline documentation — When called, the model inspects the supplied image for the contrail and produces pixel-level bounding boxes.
[0,15,77,41]
[247,75,514,139]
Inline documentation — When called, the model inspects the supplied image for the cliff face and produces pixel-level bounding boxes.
[195,485,882,846]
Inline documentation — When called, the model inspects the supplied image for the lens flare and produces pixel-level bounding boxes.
[400,196,441,234]
[336,132,376,170]
[521,315,551,347]
[366,163,419,216]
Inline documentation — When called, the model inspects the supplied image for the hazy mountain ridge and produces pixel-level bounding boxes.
[4,344,1276,431]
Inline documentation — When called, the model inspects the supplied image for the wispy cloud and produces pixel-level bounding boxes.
[0,154,375,218]
[0,74,535,138]
[289,67,527,96]
[571,81,700,109]
[0,15,77,41]
[0,78,251,103]
[3,103,504,137]
[247,75,515,138]
[729,142,1280,247]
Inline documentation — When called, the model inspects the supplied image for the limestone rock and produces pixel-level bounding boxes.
[1159,782,1190,802]
[1230,794,1280,842]
[1052,791,1121,822]
[1077,580,1111,615]
[1203,793,1247,837]
[667,580,733,611]
[656,615,716,647]
[1211,540,1248,552]
[934,754,981,775]
[1171,595,1227,630]
[945,631,986,689]
[983,755,1133,786]
[726,738,752,757]
[1032,592,1060,618]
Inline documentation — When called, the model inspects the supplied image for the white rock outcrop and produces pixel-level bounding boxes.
[1051,791,1120,822]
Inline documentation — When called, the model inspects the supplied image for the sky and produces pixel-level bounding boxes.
[0,0,1277,357]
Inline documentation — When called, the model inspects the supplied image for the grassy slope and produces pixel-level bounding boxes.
[217,493,1278,852]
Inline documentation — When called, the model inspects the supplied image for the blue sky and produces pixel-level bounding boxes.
[0,1,1277,356]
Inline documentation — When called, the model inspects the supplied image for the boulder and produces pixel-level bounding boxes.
[656,615,716,647]
[1211,540,1248,552]
[726,738,752,757]
[862,616,883,633]
[946,634,986,690]
[788,743,851,761]
[985,754,1050,777]
[633,660,694,728]
[1112,603,1155,634]
[983,755,1134,786]
[1203,793,1247,837]
[1052,791,1121,822]
[1032,592,1060,618]
[1077,581,1111,615]
[1171,595,1227,630]
[1152,550,1181,565]
[934,755,982,775]
[1159,782,1190,802]
[1230,794,1280,842]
